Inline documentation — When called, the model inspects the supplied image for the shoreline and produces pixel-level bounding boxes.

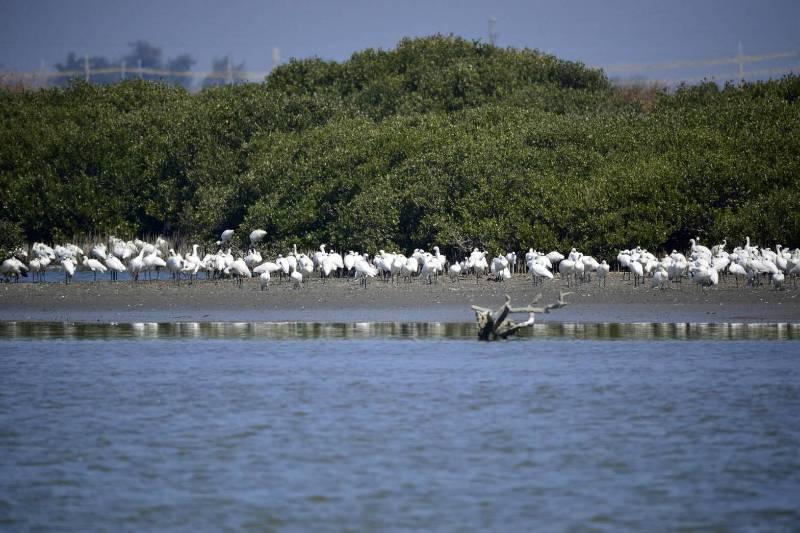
[1,273,798,324]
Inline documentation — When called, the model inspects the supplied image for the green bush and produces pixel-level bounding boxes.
[0,219,25,260]
[0,36,798,257]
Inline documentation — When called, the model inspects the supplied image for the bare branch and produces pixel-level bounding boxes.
[507,305,546,313]
[473,292,571,340]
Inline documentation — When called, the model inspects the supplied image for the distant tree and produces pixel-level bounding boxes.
[124,40,162,69]
[54,52,119,85]
[53,41,195,87]
[202,56,248,88]
[122,40,163,83]
[166,53,196,89]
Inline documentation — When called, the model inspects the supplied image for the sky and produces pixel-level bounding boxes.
[1,0,798,84]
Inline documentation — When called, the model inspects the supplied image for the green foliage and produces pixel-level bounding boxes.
[1,36,798,258]
[0,219,25,260]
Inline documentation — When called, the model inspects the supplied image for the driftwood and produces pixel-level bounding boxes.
[471,292,571,341]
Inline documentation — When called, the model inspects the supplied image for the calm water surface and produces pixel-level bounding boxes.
[1,323,799,531]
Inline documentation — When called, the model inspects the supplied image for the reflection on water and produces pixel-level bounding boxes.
[0,321,798,341]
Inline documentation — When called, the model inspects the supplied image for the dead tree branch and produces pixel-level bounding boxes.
[472,292,571,341]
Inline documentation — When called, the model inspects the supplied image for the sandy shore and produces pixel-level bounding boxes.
[1,272,798,324]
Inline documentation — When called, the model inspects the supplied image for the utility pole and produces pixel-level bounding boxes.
[138,59,143,79]
[84,54,90,82]
[488,17,497,46]
[39,59,46,89]
[272,47,281,70]
[737,42,744,84]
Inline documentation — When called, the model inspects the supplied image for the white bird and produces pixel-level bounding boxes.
[528,261,553,286]
[226,258,251,288]
[82,256,108,281]
[558,259,576,287]
[28,257,43,283]
[259,271,271,291]
[581,256,600,281]
[630,260,644,287]
[104,255,127,281]
[111,239,133,261]
[276,255,291,282]
[546,251,565,268]
[329,251,344,275]
[421,256,444,284]
[166,249,184,282]
[243,249,263,269]
[155,236,169,253]
[62,257,75,285]
[491,256,509,277]
[401,256,418,282]
[298,254,314,280]
[343,252,356,274]
[128,249,146,282]
[181,244,202,282]
[690,264,719,290]
[505,251,517,274]
[354,256,378,288]
[143,251,167,280]
[1,258,28,282]
[617,251,632,277]
[448,262,462,281]
[651,267,669,290]
[290,270,303,289]
[690,238,713,258]
[470,250,488,283]
[596,260,610,287]
[219,229,235,244]
[498,266,512,281]
[249,229,267,245]
[573,257,585,282]
[321,255,336,283]
[253,261,280,274]
[433,246,446,267]
[91,243,107,260]
[728,262,747,288]
[388,254,405,285]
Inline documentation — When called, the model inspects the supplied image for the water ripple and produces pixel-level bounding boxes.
[1,320,799,341]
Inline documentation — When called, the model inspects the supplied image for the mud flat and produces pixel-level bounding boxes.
[0,272,798,324]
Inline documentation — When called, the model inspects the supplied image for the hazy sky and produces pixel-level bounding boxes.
[1,0,798,83]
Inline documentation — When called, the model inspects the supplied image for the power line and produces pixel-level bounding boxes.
[641,64,800,87]
[1,47,798,88]
[0,66,270,81]
[600,49,799,74]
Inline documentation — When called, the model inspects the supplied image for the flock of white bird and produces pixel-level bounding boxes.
[1,229,798,291]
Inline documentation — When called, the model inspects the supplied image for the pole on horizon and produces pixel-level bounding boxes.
[84,54,90,82]
[272,47,281,71]
[138,59,143,79]
[737,42,744,84]
[38,59,47,89]
[488,17,498,46]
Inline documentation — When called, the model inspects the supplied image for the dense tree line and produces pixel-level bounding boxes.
[1,35,799,259]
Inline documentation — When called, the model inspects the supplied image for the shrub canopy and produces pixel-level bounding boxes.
[2,35,798,257]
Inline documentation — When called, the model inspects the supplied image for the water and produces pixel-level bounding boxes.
[11,269,138,284]
[1,324,799,531]
[2,321,799,341]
